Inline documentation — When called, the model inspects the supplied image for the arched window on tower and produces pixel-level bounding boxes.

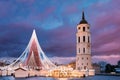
[79,48,80,53]
[87,57,88,60]
[84,66,86,69]
[83,27,85,31]
[88,27,89,30]
[83,48,85,53]
[88,36,90,43]
[83,36,85,42]
[87,63,88,65]
[78,37,80,43]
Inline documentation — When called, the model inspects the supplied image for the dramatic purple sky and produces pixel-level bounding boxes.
[0,0,120,64]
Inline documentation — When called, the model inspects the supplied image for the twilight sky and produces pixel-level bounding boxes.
[0,0,120,64]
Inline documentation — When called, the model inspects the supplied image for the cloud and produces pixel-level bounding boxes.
[16,0,35,5]
[88,0,120,56]
[41,16,63,30]
[1,55,119,65]
[40,26,76,57]
[50,57,75,64]
[0,22,76,57]
[50,54,120,65]
[91,10,120,56]
[0,0,120,65]
[92,55,120,65]
[0,23,34,57]
[50,55,120,65]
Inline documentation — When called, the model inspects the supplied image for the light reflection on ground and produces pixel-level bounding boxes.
[0,76,120,80]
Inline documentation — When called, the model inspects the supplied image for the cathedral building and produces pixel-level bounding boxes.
[76,11,93,70]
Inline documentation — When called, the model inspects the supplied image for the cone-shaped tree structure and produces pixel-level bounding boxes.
[4,29,56,70]
[25,30,42,68]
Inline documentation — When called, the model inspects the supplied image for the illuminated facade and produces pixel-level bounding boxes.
[47,66,83,78]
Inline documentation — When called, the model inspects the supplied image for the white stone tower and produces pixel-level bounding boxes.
[76,11,92,70]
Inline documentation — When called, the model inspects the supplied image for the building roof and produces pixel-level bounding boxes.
[79,11,88,24]
[15,67,27,71]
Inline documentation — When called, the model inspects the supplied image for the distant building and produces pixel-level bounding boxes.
[98,61,107,72]
[92,63,100,74]
[66,61,76,69]
[14,67,28,78]
[115,68,120,73]
[117,60,120,67]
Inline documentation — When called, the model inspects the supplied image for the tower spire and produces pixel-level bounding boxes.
[79,11,88,24]
[82,11,85,20]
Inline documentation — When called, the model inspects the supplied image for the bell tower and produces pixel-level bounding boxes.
[76,11,92,70]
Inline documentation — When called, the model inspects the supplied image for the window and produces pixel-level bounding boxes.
[82,57,84,60]
[83,27,85,31]
[84,66,86,69]
[87,57,88,60]
[78,37,80,43]
[79,48,80,53]
[88,36,90,43]
[83,36,85,42]
[83,48,85,53]
[87,63,88,65]
[88,27,89,30]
